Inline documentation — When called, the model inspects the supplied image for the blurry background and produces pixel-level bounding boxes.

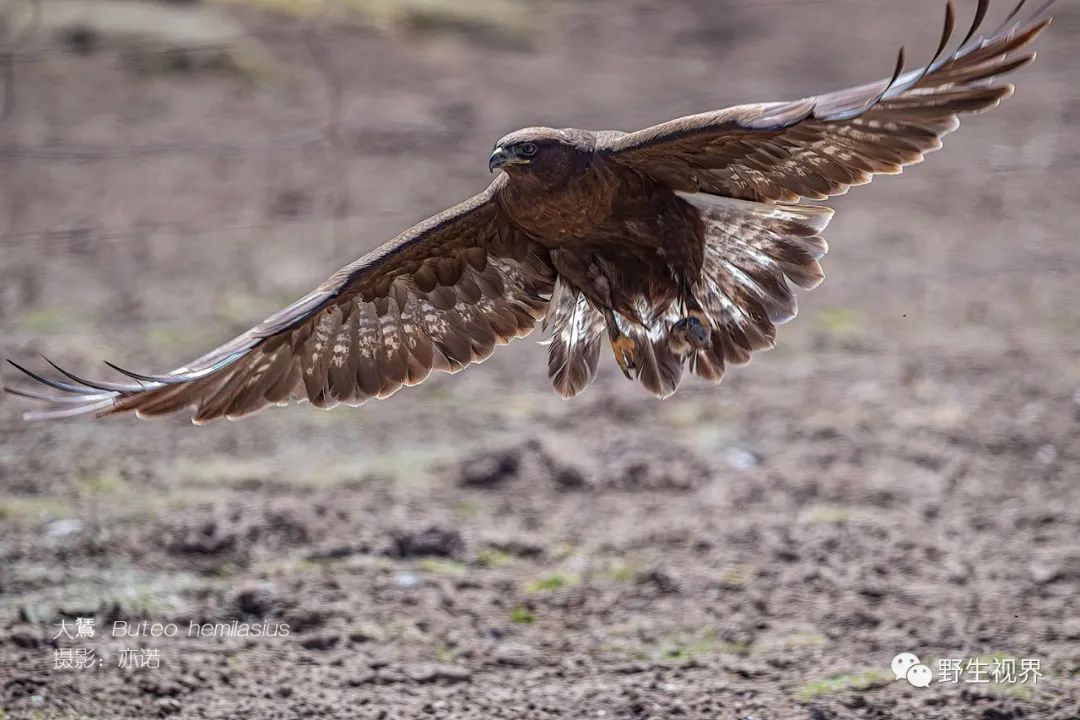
[0,0,1078,717]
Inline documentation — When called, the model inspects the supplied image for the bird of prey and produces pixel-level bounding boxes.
[5,0,1053,423]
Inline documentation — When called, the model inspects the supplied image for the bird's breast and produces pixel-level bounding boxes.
[499,166,705,282]
[500,168,620,244]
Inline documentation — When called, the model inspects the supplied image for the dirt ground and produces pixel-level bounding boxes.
[1,0,1078,718]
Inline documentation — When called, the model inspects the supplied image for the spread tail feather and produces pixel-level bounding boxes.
[678,193,834,383]
[615,300,684,399]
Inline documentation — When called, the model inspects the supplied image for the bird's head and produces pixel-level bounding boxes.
[488,127,595,185]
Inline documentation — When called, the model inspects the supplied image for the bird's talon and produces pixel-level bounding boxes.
[610,335,637,379]
[670,314,712,353]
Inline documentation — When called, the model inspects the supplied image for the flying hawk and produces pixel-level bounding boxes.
[5,1,1053,423]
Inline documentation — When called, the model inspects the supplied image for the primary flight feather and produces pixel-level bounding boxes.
[5,0,1053,422]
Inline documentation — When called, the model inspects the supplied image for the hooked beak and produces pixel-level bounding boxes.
[488,147,531,173]
[488,147,509,173]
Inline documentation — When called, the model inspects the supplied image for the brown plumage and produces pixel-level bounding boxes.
[5,0,1053,422]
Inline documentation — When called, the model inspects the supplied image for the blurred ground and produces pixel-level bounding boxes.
[1,0,1079,718]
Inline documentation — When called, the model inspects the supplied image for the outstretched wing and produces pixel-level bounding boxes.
[6,178,554,423]
[600,0,1052,202]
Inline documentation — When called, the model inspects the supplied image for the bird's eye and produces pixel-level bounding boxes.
[518,142,538,157]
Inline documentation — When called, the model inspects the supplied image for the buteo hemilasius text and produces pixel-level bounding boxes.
[6,1,1053,422]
